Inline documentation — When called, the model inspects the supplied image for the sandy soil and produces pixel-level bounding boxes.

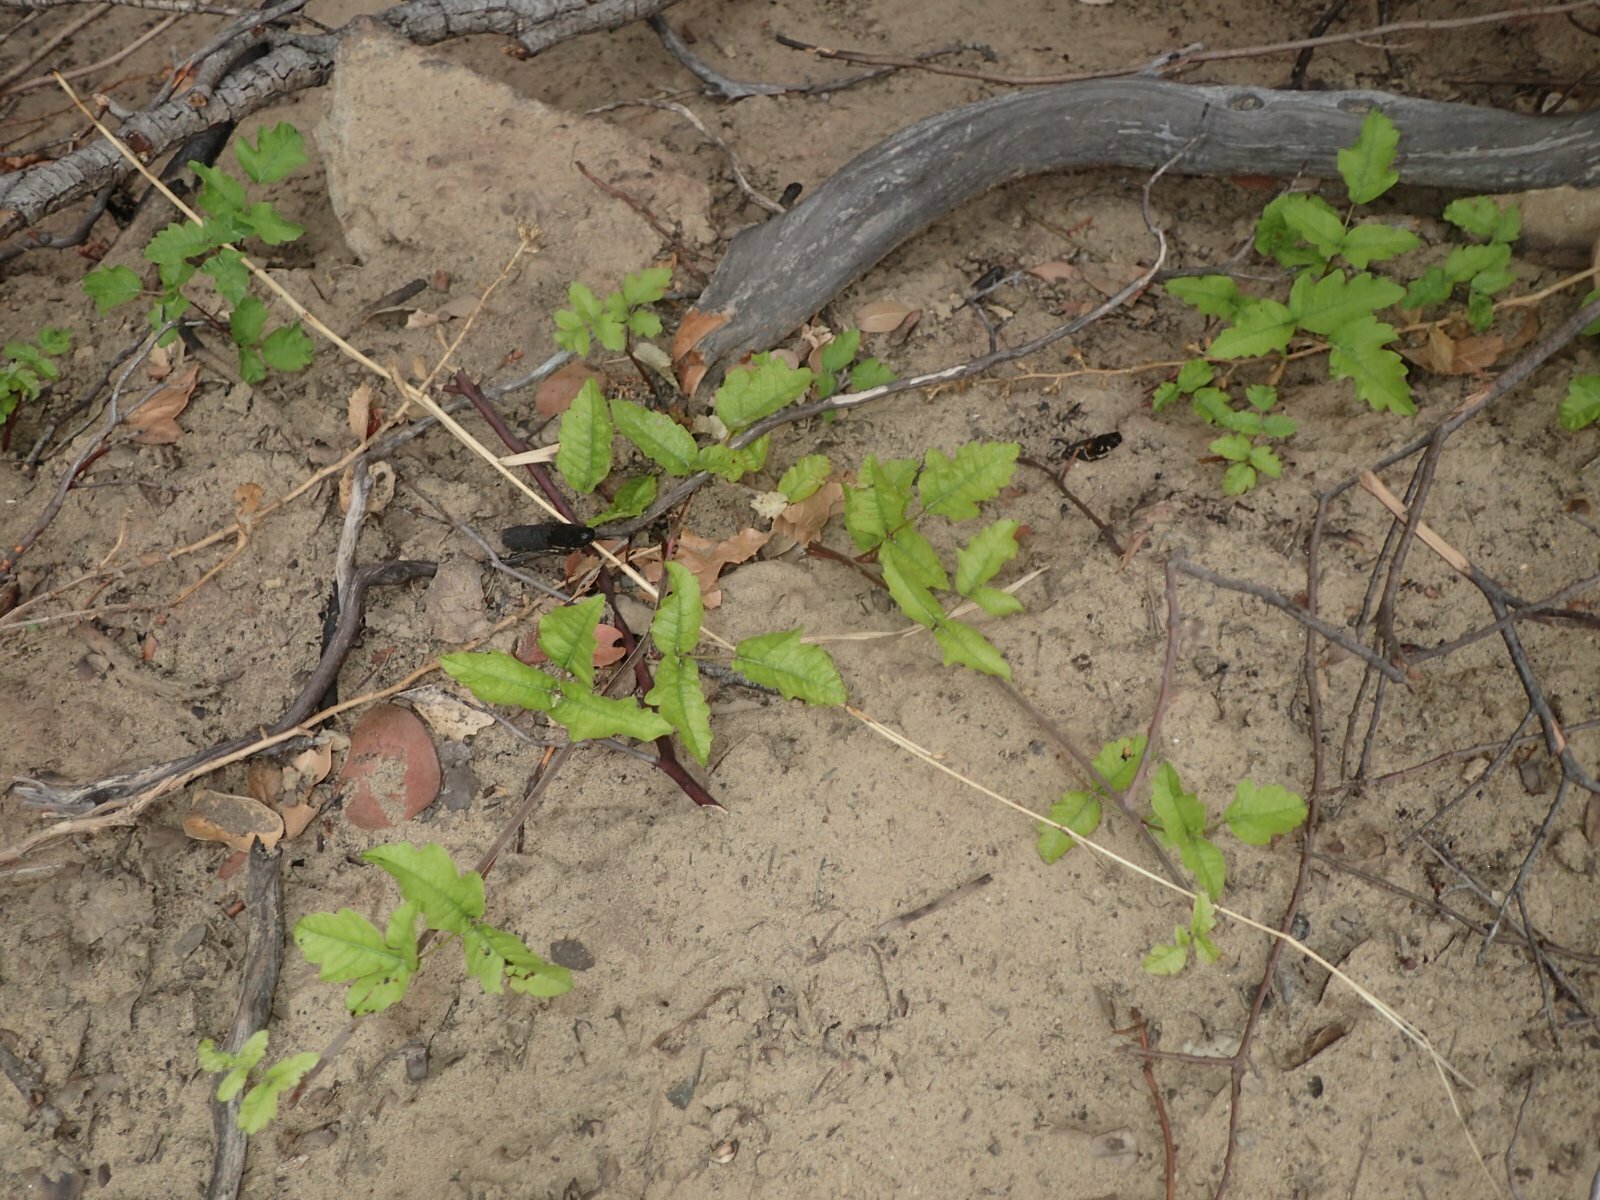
[3,2,1599,1198]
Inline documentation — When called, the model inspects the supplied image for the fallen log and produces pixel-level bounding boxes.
[673,78,1600,392]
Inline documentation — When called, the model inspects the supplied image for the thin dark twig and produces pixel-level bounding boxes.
[1170,554,1406,681]
[1018,456,1125,557]
[1504,1067,1539,1200]
[1116,1008,1176,1200]
[572,159,710,282]
[205,842,284,1200]
[1400,709,1535,847]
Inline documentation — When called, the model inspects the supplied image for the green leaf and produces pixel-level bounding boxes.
[260,324,314,373]
[955,519,1020,596]
[1209,433,1251,462]
[968,586,1023,617]
[1164,276,1241,319]
[1187,837,1227,902]
[241,201,305,246]
[145,220,212,268]
[621,266,672,307]
[235,122,306,184]
[235,1053,319,1134]
[849,357,897,391]
[695,435,770,482]
[1558,374,1600,431]
[1221,462,1257,495]
[1467,291,1495,332]
[539,595,606,688]
[553,308,589,357]
[230,295,268,347]
[591,313,627,353]
[590,475,655,524]
[1445,242,1511,286]
[1151,382,1181,413]
[1289,271,1404,337]
[1176,359,1215,392]
[83,264,143,312]
[190,162,246,218]
[1209,297,1296,359]
[35,327,72,356]
[1401,266,1452,311]
[820,328,861,373]
[651,561,703,656]
[1248,445,1283,478]
[714,353,813,433]
[932,618,1011,679]
[1143,928,1191,975]
[628,309,662,339]
[732,628,847,706]
[550,690,674,743]
[1255,194,1340,269]
[1260,413,1298,439]
[363,843,485,934]
[843,454,918,550]
[1224,779,1308,844]
[882,527,947,591]
[466,924,574,998]
[198,1029,267,1101]
[1189,891,1220,964]
[1150,762,1226,899]
[1220,409,1264,436]
[1339,222,1421,269]
[1338,109,1401,204]
[1191,387,1234,426]
[1443,196,1519,244]
[880,544,945,629]
[203,248,250,306]
[555,379,613,493]
[237,346,265,385]
[645,653,713,764]
[1278,194,1348,259]
[610,397,697,476]
[1093,736,1145,792]
[293,904,419,1015]
[1328,316,1412,414]
[1244,384,1277,411]
[777,454,832,502]
[917,441,1019,520]
[439,650,557,712]
[1036,790,1101,863]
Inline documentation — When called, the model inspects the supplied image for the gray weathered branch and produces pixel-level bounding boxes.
[0,0,676,240]
[673,78,1600,388]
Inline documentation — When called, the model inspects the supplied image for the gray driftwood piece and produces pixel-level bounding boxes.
[674,78,1600,390]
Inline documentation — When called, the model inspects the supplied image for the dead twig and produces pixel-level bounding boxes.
[205,842,284,1200]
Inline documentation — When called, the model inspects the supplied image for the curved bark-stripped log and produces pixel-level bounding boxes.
[0,0,676,241]
[673,79,1600,393]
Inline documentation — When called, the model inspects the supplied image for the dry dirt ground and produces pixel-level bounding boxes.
[3,1,1600,1198]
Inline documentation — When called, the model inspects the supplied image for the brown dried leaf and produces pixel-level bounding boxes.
[245,763,282,807]
[1027,260,1077,283]
[1077,262,1144,298]
[128,364,199,444]
[674,527,771,607]
[672,308,731,396]
[183,789,284,852]
[772,479,845,547]
[347,382,373,440]
[854,299,914,333]
[403,684,496,741]
[535,361,600,417]
[280,801,319,841]
[234,482,262,517]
